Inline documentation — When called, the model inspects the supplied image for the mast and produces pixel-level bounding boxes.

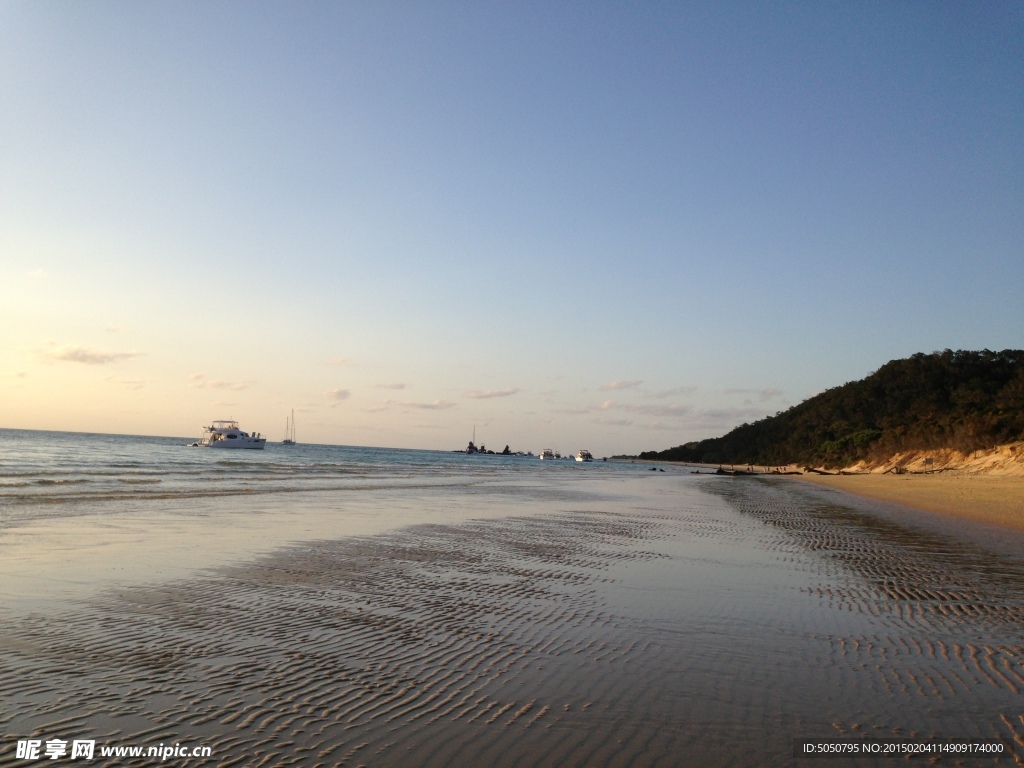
[283,409,297,444]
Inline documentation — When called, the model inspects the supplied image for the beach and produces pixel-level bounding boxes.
[795,473,1024,533]
[2,434,1024,766]
[4,2,1021,764]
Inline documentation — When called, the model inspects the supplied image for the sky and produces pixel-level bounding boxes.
[1,1,1021,456]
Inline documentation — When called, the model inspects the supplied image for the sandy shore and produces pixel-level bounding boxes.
[794,473,1024,532]
[623,442,1024,532]
[3,474,1024,766]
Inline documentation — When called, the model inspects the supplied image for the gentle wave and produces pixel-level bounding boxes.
[0,428,618,517]
[0,479,481,506]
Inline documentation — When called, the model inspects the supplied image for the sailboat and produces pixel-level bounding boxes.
[282,409,296,445]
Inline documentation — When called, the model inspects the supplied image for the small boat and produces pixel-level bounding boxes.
[575,450,593,462]
[191,420,267,449]
[282,409,296,445]
[539,448,556,460]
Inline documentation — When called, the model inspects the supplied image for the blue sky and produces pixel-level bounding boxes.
[1,1,1021,454]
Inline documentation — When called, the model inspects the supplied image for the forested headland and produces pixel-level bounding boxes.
[638,350,1024,469]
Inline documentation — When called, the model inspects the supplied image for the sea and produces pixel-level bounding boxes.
[2,428,1023,766]
[0,428,615,511]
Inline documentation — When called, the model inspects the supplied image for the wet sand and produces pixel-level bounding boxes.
[2,475,1023,766]
[796,473,1024,532]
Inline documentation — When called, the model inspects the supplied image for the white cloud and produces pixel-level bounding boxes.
[43,346,142,365]
[402,399,456,410]
[592,399,693,419]
[188,374,252,391]
[725,387,783,402]
[106,376,145,390]
[623,403,692,419]
[463,387,521,399]
[600,380,643,391]
[325,389,351,401]
[362,398,455,412]
[650,386,697,399]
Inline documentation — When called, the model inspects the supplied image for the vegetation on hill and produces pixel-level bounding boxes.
[639,349,1024,469]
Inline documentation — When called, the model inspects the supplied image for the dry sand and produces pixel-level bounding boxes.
[802,442,1024,532]
[650,442,1024,533]
[795,473,1024,532]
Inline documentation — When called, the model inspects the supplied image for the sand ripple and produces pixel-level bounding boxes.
[2,481,1022,767]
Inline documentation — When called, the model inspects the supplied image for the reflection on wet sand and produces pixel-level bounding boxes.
[1,477,1022,766]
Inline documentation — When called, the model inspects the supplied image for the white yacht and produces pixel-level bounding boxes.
[575,450,594,462]
[539,448,556,460]
[191,420,267,449]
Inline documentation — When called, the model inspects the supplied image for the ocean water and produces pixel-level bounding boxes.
[0,428,622,516]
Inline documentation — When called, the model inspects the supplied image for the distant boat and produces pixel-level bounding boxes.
[191,420,266,449]
[540,448,556,460]
[575,450,593,462]
[282,410,296,445]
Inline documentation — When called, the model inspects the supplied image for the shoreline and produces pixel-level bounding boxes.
[616,446,1024,534]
